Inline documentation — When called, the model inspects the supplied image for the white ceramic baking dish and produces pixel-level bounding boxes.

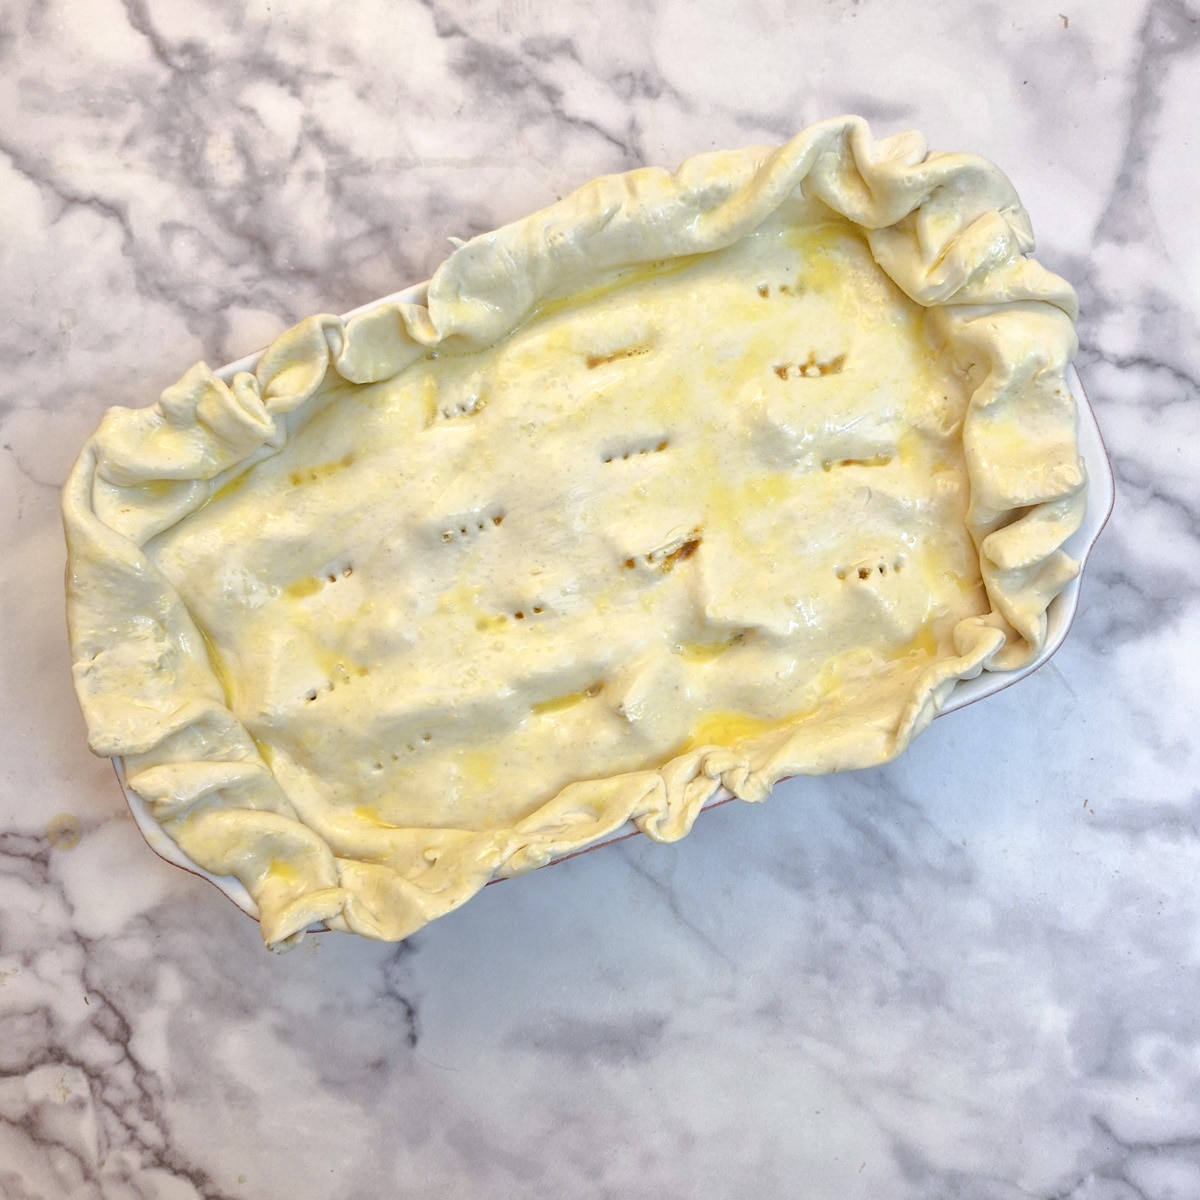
[114,282,1116,924]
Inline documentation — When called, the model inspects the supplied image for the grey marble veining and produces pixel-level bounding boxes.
[2,0,1199,1196]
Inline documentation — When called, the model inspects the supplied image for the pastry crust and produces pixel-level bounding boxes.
[63,116,1085,947]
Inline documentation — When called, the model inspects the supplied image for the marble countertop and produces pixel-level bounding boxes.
[3,0,1198,1195]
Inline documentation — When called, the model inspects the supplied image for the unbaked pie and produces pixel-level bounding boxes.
[64,117,1086,946]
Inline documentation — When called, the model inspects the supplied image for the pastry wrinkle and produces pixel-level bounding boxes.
[63,116,1085,948]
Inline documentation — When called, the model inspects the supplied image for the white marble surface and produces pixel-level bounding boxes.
[2,0,1198,1195]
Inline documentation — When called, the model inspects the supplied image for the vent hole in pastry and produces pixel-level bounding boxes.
[857,567,871,580]
[658,534,702,573]
[822,454,893,473]
[305,689,318,702]
[757,282,769,298]
[776,353,847,381]
[626,532,703,574]
[438,393,488,421]
[441,511,506,544]
[288,452,355,488]
[532,605,544,614]
[313,562,354,584]
[514,611,525,620]
[586,343,652,370]
[602,437,671,465]
[807,353,846,377]
[835,568,846,581]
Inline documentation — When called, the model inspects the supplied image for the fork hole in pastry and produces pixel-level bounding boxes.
[822,453,893,472]
[835,558,898,582]
[602,437,671,465]
[324,562,354,583]
[624,533,702,574]
[658,534,702,573]
[776,352,847,381]
[808,352,846,377]
[287,452,355,488]
[585,343,653,370]
[438,398,487,420]
[442,513,506,543]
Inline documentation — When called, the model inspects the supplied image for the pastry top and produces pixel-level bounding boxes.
[63,117,1085,947]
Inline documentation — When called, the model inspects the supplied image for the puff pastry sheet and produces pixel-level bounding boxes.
[64,117,1085,947]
